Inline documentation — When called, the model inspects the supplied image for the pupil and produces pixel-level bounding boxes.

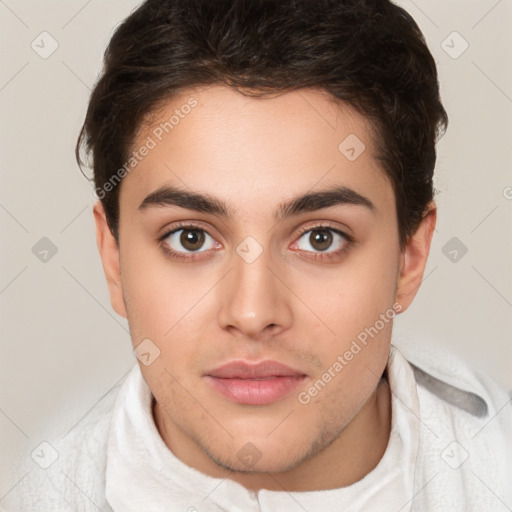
[181,229,204,251]
[310,230,332,251]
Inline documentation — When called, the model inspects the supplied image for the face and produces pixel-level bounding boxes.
[94,85,435,487]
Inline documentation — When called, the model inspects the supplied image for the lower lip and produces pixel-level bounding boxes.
[205,375,306,405]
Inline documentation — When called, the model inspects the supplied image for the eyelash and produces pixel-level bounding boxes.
[293,223,353,261]
[158,222,353,262]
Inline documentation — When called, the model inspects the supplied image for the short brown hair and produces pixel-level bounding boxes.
[76,0,448,249]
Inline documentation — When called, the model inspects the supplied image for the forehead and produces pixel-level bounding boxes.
[121,85,393,216]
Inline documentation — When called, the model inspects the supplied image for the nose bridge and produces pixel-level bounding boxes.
[218,240,292,338]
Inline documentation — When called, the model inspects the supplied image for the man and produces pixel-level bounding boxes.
[3,0,511,510]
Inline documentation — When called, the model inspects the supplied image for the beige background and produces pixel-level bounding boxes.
[1,0,511,498]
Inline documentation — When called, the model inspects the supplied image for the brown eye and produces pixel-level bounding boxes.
[293,226,348,255]
[163,227,215,254]
[309,229,333,251]
[180,229,205,251]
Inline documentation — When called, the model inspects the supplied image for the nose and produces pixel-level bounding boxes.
[217,245,293,340]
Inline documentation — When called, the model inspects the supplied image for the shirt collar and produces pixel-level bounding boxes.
[393,337,489,417]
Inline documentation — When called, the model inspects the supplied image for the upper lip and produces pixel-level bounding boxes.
[206,360,306,379]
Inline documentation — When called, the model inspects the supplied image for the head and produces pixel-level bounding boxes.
[78,0,447,479]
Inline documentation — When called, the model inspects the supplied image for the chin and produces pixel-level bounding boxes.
[211,449,305,475]
[201,431,323,475]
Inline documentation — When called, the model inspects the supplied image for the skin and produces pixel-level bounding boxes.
[93,85,436,491]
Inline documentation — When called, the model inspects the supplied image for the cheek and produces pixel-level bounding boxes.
[292,243,399,343]
[120,241,218,374]
[120,239,195,338]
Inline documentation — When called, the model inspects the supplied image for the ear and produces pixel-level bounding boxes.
[93,201,127,318]
[395,202,437,313]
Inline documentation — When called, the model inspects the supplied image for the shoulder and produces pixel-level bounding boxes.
[1,376,125,512]
[393,339,512,511]
[395,337,512,426]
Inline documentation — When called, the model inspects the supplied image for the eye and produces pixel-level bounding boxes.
[292,225,350,255]
[162,225,217,254]
[158,222,351,262]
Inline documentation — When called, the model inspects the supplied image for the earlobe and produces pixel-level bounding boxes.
[395,202,437,313]
[93,201,127,318]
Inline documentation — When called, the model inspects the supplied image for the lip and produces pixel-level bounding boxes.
[205,360,307,406]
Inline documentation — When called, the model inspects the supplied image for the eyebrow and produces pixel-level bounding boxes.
[138,184,375,221]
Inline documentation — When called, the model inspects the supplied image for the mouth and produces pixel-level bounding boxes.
[204,360,307,406]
